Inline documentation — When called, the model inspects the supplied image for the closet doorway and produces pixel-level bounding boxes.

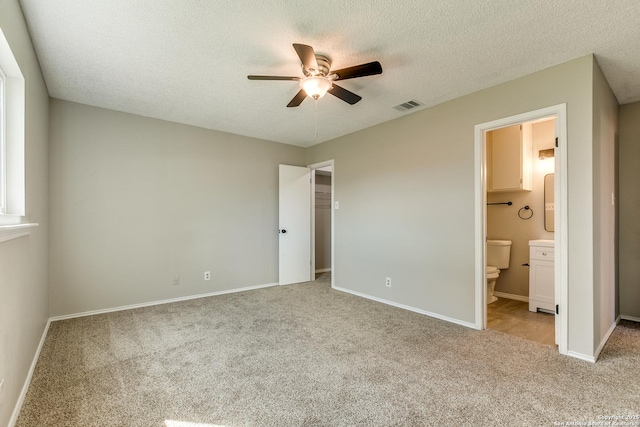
[309,160,334,286]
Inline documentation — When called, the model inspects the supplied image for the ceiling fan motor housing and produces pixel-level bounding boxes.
[303,55,332,77]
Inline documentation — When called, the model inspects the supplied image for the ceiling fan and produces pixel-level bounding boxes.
[248,43,383,107]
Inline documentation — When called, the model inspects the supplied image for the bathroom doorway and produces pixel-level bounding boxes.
[474,105,568,355]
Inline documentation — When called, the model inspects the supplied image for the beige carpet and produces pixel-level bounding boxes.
[16,274,640,426]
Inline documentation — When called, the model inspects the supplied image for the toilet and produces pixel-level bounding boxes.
[486,240,512,304]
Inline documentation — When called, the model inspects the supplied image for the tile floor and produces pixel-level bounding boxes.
[487,298,556,346]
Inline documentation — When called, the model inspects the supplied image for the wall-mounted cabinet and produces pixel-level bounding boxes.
[487,123,533,192]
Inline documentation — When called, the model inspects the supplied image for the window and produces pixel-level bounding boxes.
[0,27,26,225]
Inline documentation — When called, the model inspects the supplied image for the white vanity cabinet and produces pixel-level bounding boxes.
[487,123,533,192]
[528,240,554,313]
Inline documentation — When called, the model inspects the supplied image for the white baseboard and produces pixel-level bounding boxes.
[621,315,640,323]
[593,320,618,362]
[9,319,51,427]
[493,291,529,302]
[566,351,596,363]
[333,286,477,330]
[50,282,279,322]
[566,318,617,363]
[315,268,331,273]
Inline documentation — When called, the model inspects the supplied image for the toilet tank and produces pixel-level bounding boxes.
[487,240,512,269]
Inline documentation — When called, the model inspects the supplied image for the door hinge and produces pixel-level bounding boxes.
[556,304,559,315]
[555,137,559,148]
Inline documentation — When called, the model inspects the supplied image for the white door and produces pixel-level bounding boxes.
[279,165,311,285]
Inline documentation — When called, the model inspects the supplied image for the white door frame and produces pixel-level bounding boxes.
[308,159,335,289]
[474,104,568,355]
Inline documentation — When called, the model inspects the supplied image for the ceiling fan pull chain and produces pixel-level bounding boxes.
[315,99,319,140]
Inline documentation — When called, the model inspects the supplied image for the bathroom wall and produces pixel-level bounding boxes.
[487,119,556,298]
[315,172,332,272]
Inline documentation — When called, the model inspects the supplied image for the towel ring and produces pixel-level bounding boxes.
[518,205,533,220]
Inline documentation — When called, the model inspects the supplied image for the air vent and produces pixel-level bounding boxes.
[392,99,424,112]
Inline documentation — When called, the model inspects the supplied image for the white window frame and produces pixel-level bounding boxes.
[0,27,26,226]
[0,64,7,214]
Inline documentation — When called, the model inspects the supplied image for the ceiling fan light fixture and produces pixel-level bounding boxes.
[300,76,332,100]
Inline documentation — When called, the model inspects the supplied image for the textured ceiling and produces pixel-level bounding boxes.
[18,0,640,147]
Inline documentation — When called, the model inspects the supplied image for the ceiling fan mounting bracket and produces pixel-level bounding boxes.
[303,54,332,77]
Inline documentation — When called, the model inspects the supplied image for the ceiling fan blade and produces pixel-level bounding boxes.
[327,84,362,105]
[287,89,307,107]
[247,75,300,81]
[293,43,319,75]
[332,61,383,81]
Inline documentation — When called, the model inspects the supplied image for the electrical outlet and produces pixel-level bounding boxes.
[204,271,211,281]
[173,274,180,286]
[386,277,392,287]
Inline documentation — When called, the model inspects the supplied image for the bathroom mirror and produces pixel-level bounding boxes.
[544,173,554,232]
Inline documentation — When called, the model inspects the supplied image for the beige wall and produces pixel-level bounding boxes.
[0,1,50,425]
[308,55,603,357]
[487,120,555,297]
[591,59,618,354]
[48,99,305,316]
[618,102,640,320]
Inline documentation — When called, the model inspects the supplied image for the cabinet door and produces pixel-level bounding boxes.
[490,125,522,190]
[529,260,554,311]
[487,123,532,192]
